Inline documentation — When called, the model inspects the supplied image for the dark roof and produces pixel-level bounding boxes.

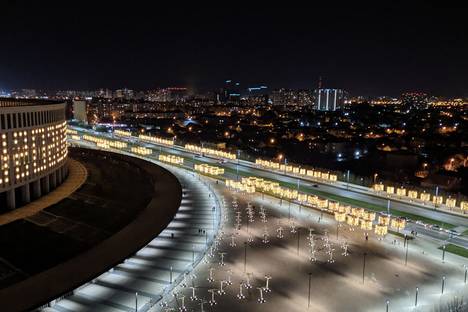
[0,98,64,108]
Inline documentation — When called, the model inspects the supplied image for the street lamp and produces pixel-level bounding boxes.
[236,150,240,181]
[415,287,419,307]
[464,265,467,284]
[441,276,446,294]
[442,245,446,263]
[346,170,350,190]
[244,241,247,273]
[362,252,367,284]
[308,272,312,309]
[405,237,409,266]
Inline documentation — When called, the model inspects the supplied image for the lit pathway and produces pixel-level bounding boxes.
[49,165,221,312]
[0,159,87,226]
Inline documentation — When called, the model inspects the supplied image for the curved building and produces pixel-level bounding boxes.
[0,98,68,210]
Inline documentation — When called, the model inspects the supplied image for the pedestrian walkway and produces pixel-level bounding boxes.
[49,167,220,312]
[0,159,87,226]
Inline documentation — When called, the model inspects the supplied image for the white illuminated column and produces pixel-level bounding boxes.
[341,241,349,256]
[327,246,335,263]
[230,234,237,247]
[309,247,317,262]
[181,272,188,288]
[290,220,297,233]
[178,295,187,312]
[199,299,207,312]
[218,280,227,295]
[264,275,272,293]
[226,269,233,285]
[245,272,253,289]
[237,282,246,299]
[208,289,218,306]
[257,287,266,303]
[276,226,284,239]
[207,267,215,282]
[308,234,315,248]
[219,252,226,266]
[190,287,198,301]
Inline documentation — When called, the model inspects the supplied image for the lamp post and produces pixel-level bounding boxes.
[442,245,446,263]
[362,252,367,284]
[346,170,350,190]
[135,292,138,312]
[441,276,446,294]
[385,300,389,312]
[308,272,312,309]
[244,241,247,273]
[405,238,409,266]
[415,287,419,307]
[236,150,240,181]
[192,245,195,265]
[464,265,467,284]
[297,228,301,255]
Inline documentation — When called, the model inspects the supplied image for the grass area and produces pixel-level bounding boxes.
[100,138,457,229]
[220,165,455,229]
[462,229,468,236]
[389,230,414,240]
[439,244,468,258]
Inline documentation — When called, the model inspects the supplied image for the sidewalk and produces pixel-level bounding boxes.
[0,159,88,226]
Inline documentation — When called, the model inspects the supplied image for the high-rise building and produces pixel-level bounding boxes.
[115,88,134,100]
[0,98,68,210]
[271,89,313,107]
[401,92,429,110]
[314,89,345,111]
[72,100,87,123]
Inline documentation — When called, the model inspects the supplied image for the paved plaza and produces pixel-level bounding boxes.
[0,159,87,226]
[150,177,468,312]
[43,143,468,312]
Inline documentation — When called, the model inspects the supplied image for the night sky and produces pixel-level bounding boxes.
[0,2,467,96]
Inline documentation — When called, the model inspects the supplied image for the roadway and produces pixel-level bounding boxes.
[69,128,468,248]
[61,138,468,312]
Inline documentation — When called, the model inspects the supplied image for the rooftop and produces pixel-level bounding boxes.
[0,98,64,108]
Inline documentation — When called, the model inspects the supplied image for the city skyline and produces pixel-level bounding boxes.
[1,3,467,96]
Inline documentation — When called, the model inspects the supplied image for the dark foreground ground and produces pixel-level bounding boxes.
[0,148,154,288]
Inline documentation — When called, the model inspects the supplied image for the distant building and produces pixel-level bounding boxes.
[401,92,428,110]
[271,89,313,107]
[314,89,344,111]
[73,100,87,123]
[115,88,134,100]
[219,80,241,104]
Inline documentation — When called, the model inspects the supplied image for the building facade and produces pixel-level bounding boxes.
[72,100,87,123]
[314,88,345,111]
[0,98,68,210]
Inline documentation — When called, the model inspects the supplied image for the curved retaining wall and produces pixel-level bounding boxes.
[0,149,182,311]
